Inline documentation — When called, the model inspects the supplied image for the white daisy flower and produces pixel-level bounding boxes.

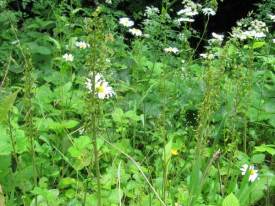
[119,17,134,27]
[75,41,90,49]
[62,53,74,62]
[202,8,216,16]
[240,164,259,182]
[164,47,180,54]
[96,81,116,99]
[211,32,224,41]
[129,28,143,36]
[85,73,115,100]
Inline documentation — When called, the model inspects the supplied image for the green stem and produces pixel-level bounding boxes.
[188,16,210,62]
[92,73,102,206]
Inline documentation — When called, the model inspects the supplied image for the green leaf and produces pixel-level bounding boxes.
[251,154,265,163]
[0,125,11,155]
[47,37,61,50]
[222,193,240,206]
[252,41,266,49]
[26,42,52,55]
[61,120,79,129]
[0,91,19,123]
[59,178,76,189]
[254,145,275,156]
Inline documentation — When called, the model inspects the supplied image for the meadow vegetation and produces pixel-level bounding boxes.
[0,0,274,205]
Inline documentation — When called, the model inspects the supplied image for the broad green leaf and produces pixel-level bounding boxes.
[26,42,52,55]
[251,154,265,163]
[0,91,18,123]
[222,193,239,206]
[47,37,61,50]
[252,41,266,49]
[0,125,12,155]
[61,120,79,129]
[59,178,76,189]
[254,145,275,156]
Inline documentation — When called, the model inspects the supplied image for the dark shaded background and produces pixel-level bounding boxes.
[8,0,263,50]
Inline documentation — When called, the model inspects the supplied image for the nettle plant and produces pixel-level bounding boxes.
[0,0,274,206]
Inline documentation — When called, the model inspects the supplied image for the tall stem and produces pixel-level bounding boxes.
[188,16,210,62]
[91,65,101,206]
[24,51,38,206]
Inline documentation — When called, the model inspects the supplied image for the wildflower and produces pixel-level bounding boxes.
[119,17,134,27]
[200,53,215,60]
[79,128,85,135]
[164,47,179,54]
[177,17,195,23]
[211,32,224,42]
[62,53,74,62]
[231,19,268,40]
[85,73,115,99]
[177,7,198,16]
[75,41,90,49]
[202,8,216,16]
[171,149,179,156]
[272,39,275,43]
[129,28,142,36]
[240,164,258,182]
[268,14,275,22]
[144,6,159,16]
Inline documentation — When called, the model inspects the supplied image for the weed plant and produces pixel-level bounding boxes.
[0,0,274,206]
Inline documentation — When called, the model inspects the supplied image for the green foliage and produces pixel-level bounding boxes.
[0,0,274,206]
[222,193,239,206]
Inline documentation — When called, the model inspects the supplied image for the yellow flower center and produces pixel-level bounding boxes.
[97,85,105,93]
[249,169,255,175]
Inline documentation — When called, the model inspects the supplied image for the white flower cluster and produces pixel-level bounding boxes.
[202,7,216,16]
[209,32,224,44]
[240,164,258,182]
[85,73,115,99]
[199,53,215,60]
[176,0,201,24]
[129,28,143,36]
[232,19,268,40]
[164,47,180,54]
[144,6,160,17]
[119,17,134,27]
[119,17,143,37]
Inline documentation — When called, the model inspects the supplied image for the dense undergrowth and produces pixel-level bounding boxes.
[0,0,274,205]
